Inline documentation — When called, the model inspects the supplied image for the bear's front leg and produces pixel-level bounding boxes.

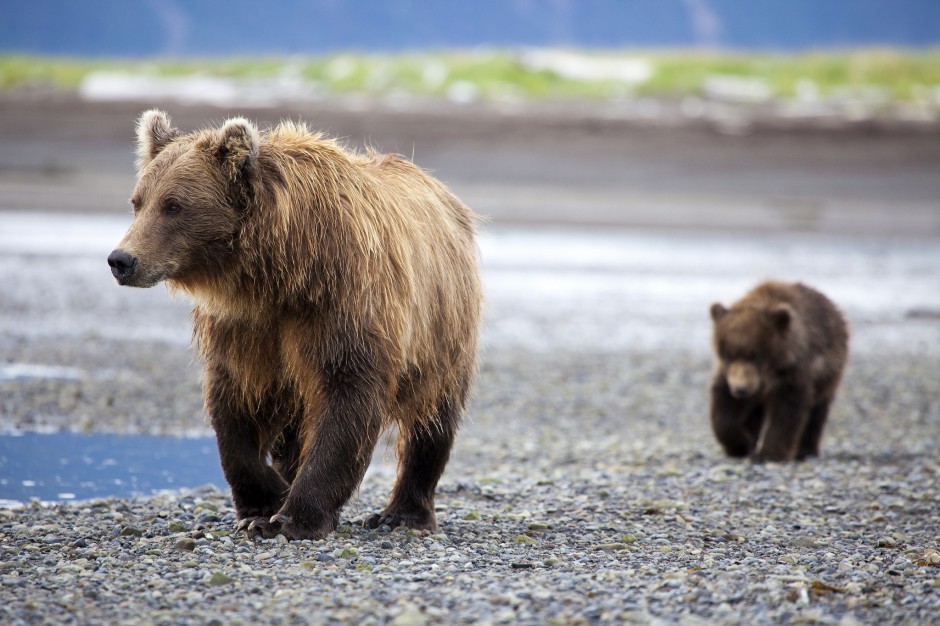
[251,352,385,541]
[709,378,757,458]
[752,383,811,463]
[254,406,383,540]
[206,366,289,527]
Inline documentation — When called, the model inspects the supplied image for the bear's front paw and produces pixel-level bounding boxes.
[364,507,437,532]
[242,516,276,539]
[235,516,269,534]
[243,513,332,541]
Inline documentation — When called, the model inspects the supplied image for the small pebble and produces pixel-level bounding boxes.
[174,538,197,552]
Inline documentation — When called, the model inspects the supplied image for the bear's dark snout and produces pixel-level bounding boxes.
[108,249,137,283]
[730,383,755,398]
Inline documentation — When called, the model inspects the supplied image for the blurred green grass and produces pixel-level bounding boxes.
[1,48,938,103]
[640,49,940,101]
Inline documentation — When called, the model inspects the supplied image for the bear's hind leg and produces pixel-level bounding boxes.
[270,420,302,484]
[796,400,831,460]
[364,397,459,532]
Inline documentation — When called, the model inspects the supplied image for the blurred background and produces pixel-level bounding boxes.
[0,1,939,498]
[4,0,940,53]
[2,10,939,626]
[1,0,939,228]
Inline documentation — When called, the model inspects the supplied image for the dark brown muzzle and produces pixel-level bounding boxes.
[108,249,138,284]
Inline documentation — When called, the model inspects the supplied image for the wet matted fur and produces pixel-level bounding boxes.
[110,110,483,539]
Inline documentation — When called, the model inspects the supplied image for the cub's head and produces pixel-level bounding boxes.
[108,110,260,288]
[709,300,796,398]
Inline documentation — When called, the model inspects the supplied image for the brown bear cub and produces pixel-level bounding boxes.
[109,110,483,540]
[709,280,848,463]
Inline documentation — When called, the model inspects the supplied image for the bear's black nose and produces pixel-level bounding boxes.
[108,249,137,282]
[731,384,752,398]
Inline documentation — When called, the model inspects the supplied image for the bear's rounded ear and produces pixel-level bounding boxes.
[216,117,260,181]
[766,303,792,331]
[136,109,179,171]
[710,303,728,322]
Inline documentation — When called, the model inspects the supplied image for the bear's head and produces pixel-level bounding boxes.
[108,110,260,289]
[709,300,797,398]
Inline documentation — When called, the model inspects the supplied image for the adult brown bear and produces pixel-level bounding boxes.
[109,110,483,539]
[709,280,848,462]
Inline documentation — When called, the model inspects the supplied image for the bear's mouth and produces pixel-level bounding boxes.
[116,274,163,288]
[117,267,169,288]
[729,385,757,399]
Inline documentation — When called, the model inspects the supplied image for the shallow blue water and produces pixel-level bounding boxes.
[0,432,226,505]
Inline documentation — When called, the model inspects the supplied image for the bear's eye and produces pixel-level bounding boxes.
[164,202,183,215]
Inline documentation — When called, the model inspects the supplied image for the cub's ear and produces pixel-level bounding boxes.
[215,117,259,180]
[136,109,179,171]
[710,303,728,322]
[766,303,792,331]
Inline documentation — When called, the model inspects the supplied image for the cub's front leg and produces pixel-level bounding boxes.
[710,377,758,458]
[752,383,811,463]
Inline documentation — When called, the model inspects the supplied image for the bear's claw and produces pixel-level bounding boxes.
[237,513,331,541]
[234,514,286,539]
[242,514,290,539]
[363,510,436,532]
[264,513,292,538]
[235,516,268,534]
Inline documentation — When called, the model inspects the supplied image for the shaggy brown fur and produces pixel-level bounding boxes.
[109,110,483,539]
[709,280,848,462]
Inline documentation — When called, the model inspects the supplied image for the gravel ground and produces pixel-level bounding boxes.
[1,339,938,625]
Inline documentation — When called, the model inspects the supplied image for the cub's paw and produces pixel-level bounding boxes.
[750,451,794,464]
[364,507,437,532]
